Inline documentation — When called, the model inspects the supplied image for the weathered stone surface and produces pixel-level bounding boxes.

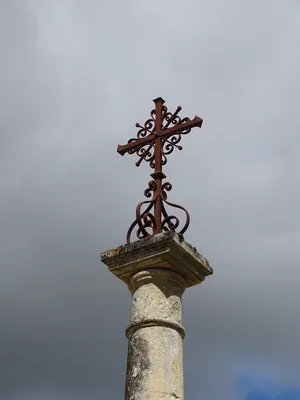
[125,327,183,400]
[125,269,185,400]
[101,231,213,288]
[100,232,213,400]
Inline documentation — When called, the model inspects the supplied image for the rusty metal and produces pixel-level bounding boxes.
[117,97,203,243]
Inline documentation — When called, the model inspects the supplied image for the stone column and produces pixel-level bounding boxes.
[101,231,213,400]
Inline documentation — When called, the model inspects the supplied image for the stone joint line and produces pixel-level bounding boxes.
[125,318,186,340]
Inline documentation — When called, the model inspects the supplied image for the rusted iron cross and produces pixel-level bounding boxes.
[117,97,203,243]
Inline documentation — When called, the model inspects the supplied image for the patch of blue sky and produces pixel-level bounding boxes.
[237,376,300,400]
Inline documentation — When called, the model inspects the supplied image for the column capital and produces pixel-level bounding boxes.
[127,269,186,294]
[101,231,213,288]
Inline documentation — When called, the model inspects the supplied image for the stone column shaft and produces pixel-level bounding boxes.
[125,269,186,400]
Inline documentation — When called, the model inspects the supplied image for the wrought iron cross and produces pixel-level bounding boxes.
[117,97,203,243]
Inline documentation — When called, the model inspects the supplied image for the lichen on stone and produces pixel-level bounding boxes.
[100,243,131,262]
[177,233,184,242]
[182,239,211,268]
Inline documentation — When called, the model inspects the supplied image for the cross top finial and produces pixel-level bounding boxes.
[117,97,203,243]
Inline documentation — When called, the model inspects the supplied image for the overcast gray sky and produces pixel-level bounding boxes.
[0,1,300,399]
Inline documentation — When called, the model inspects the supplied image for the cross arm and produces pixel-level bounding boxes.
[160,116,203,138]
[117,133,155,155]
[117,116,202,156]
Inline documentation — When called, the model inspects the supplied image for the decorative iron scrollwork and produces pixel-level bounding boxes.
[126,180,190,244]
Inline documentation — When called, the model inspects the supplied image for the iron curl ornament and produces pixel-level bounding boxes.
[117,97,203,244]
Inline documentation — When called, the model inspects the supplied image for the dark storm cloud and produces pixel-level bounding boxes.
[0,1,299,399]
